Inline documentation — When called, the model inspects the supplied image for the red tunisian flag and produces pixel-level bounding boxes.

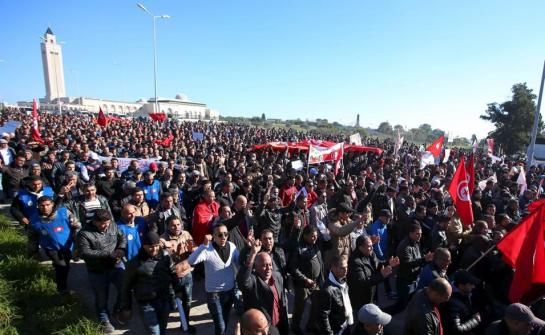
[97,108,109,127]
[31,99,44,144]
[497,200,545,303]
[426,135,444,158]
[154,134,174,147]
[149,113,167,122]
[448,156,474,226]
[466,154,475,195]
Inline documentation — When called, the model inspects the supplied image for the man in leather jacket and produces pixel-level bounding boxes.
[441,270,482,334]
[77,209,127,333]
[404,278,452,335]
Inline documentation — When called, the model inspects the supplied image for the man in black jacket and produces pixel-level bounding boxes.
[404,278,452,335]
[237,237,289,334]
[441,270,482,334]
[119,231,184,335]
[347,235,399,314]
[289,225,324,335]
[254,195,288,243]
[395,223,433,312]
[224,195,254,252]
[307,255,355,335]
[76,209,127,334]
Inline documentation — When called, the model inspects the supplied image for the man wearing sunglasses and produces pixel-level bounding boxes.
[188,223,239,335]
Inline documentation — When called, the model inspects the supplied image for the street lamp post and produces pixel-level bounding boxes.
[137,3,170,115]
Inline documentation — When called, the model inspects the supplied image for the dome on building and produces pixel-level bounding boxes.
[175,93,189,102]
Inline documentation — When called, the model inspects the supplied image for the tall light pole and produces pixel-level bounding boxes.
[137,3,170,115]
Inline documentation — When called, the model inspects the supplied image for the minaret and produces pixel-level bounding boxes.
[41,27,66,101]
[355,114,360,127]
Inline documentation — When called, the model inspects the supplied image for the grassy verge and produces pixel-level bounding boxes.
[0,215,103,335]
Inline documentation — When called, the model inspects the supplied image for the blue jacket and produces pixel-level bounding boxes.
[117,217,148,261]
[16,186,55,218]
[30,207,72,251]
[368,219,388,261]
[136,180,161,209]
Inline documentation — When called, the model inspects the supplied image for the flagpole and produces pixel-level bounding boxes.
[526,60,545,166]
[465,244,496,271]
[307,145,311,176]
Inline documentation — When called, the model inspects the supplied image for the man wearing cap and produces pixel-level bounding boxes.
[485,303,545,335]
[77,209,127,333]
[326,202,359,268]
[405,278,452,335]
[441,269,482,334]
[29,195,80,292]
[136,170,162,210]
[119,231,184,335]
[351,304,391,335]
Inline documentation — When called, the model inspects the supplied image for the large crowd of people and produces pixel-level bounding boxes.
[2,107,545,335]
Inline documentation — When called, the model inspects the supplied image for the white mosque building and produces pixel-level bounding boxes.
[17,28,219,121]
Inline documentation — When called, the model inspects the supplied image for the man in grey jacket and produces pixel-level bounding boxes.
[77,209,127,334]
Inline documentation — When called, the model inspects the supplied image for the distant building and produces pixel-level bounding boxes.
[15,28,219,121]
[355,114,360,127]
[41,28,66,101]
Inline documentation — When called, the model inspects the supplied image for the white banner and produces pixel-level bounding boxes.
[349,133,362,146]
[442,149,451,163]
[98,155,159,172]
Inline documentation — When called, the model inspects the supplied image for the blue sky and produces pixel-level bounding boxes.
[1,0,545,138]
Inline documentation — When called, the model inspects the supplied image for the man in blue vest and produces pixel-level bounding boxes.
[29,196,80,292]
[136,171,162,210]
[117,204,147,261]
[11,175,56,257]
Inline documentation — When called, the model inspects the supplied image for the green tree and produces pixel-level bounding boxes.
[377,122,393,134]
[394,124,405,134]
[480,83,541,154]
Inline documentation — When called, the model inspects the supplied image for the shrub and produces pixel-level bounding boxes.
[0,214,103,335]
